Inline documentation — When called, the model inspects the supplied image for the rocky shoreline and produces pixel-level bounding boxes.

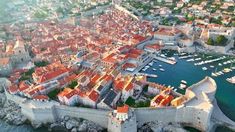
[138,121,187,132]
[49,116,105,132]
[0,93,27,126]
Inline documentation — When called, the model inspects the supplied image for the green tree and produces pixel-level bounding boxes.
[68,80,78,89]
[34,61,49,67]
[207,38,214,45]
[215,35,228,45]
[48,89,60,100]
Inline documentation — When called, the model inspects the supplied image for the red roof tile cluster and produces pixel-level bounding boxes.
[33,95,49,100]
[145,44,161,51]
[117,105,129,113]
[88,90,99,102]
[8,85,19,94]
[33,62,69,83]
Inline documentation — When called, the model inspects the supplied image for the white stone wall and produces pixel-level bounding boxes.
[4,76,216,132]
[54,105,110,128]
[134,107,177,126]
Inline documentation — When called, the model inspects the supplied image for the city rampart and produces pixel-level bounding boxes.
[4,77,219,132]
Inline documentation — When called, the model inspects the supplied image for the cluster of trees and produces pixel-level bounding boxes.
[67,80,78,89]
[19,68,35,82]
[34,60,49,67]
[207,35,228,46]
[125,96,150,108]
[48,89,61,100]
[210,17,222,25]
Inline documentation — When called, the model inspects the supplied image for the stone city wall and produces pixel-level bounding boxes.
[54,105,110,128]
[4,77,216,132]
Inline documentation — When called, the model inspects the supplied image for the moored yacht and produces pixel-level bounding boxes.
[179,80,187,89]
[202,67,207,71]
[211,72,218,77]
[223,68,232,73]
[226,76,235,84]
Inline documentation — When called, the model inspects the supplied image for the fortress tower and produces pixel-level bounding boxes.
[108,105,137,132]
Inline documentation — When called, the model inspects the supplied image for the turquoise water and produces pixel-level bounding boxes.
[142,52,235,121]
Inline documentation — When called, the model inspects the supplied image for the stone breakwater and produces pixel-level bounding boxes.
[0,93,27,126]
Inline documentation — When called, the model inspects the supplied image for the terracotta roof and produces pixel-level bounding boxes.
[0,58,10,66]
[19,81,30,92]
[58,88,73,97]
[91,74,101,83]
[65,90,78,99]
[8,85,18,94]
[114,81,125,91]
[122,63,137,69]
[154,95,164,104]
[33,95,49,100]
[145,44,161,50]
[88,90,99,102]
[125,83,134,91]
[117,105,129,113]
[37,68,69,83]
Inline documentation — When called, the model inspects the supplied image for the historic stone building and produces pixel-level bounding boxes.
[0,38,31,76]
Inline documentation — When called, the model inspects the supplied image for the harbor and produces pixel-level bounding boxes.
[138,50,235,122]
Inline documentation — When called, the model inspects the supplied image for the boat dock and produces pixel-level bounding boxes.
[136,73,157,78]
[154,56,177,65]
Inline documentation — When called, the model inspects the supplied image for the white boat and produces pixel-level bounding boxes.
[217,72,222,76]
[181,80,187,84]
[153,68,157,71]
[210,65,214,68]
[211,72,218,77]
[187,59,194,62]
[169,57,176,61]
[226,76,235,84]
[218,63,222,66]
[179,84,187,89]
[179,80,187,89]
[195,58,201,61]
[159,68,165,72]
[223,68,232,73]
[149,62,153,66]
[202,67,208,71]
[219,71,224,75]
[159,65,162,67]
